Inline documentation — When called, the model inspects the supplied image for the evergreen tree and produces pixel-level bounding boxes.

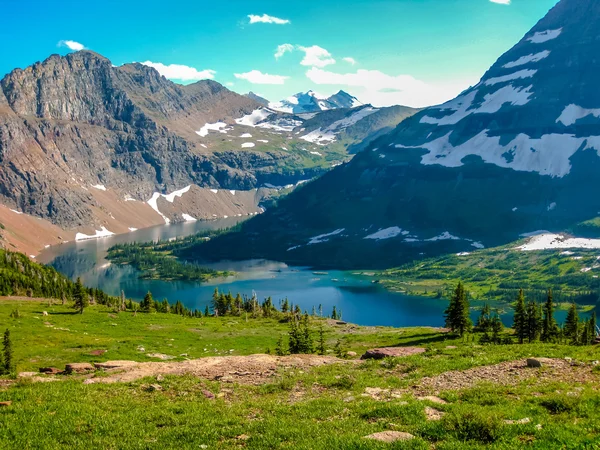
[526,301,542,343]
[589,311,597,342]
[73,277,89,314]
[204,305,210,317]
[582,320,591,346]
[281,298,290,313]
[275,335,288,356]
[299,314,314,354]
[444,282,472,337]
[490,313,504,344]
[513,289,527,344]
[564,303,579,345]
[140,291,155,312]
[541,289,559,343]
[2,329,12,375]
[331,306,338,320]
[317,325,326,355]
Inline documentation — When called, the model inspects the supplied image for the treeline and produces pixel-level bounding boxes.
[0,250,118,305]
[107,232,232,282]
[445,282,598,346]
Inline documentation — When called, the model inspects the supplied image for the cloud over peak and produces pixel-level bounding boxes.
[58,40,85,51]
[248,14,290,25]
[234,70,289,85]
[298,45,336,68]
[342,57,357,65]
[141,61,216,81]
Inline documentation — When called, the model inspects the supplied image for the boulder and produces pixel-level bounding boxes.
[39,367,62,375]
[361,347,426,360]
[145,384,163,392]
[526,359,543,368]
[94,361,137,370]
[202,390,216,400]
[346,351,357,357]
[364,431,414,443]
[64,363,95,374]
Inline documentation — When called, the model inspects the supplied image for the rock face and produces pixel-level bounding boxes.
[197,0,600,269]
[0,51,418,242]
[363,431,414,443]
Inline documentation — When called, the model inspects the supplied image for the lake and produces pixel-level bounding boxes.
[39,219,480,328]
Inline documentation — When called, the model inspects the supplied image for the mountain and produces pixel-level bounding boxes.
[245,92,269,106]
[269,90,361,114]
[0,51,418,255]
[190,0,600,269]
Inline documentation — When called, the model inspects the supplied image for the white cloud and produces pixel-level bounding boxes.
[140,61,216,81]
[226,82,235,87]
[58,40,85,51]
[490,0,510,4]
[234,70,289,85]
[275,44,294,59]
[305,67,475,108]
[342,57,357,65]
[298,45,336,68]
[248,14,290,25]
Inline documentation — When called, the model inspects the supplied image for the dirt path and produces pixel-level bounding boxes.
[81,354,348,385]
[416,358,599,394]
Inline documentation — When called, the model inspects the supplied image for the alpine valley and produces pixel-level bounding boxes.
[195,0,600,269]
[0,52,417,256]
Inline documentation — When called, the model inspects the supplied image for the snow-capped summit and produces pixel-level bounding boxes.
[269,90,361,114]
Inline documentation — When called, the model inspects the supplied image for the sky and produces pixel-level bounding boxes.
[0,0,559,108]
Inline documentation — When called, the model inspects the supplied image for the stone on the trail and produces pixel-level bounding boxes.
[364,431,415,443]
[361,347,426,360]
[424,406,445,421]
[0,401,12,407]
[445,345,457,349]
[65,363,95,374]
[39,367,62,375]
[417,396,448,405]
[82,379,96,385]
[18,372,39,378]
[336,321,347,325]
[202,389,215,400]
[504,417,531,425]
[42,311,48,316]
[527,359,543,368]
[94,360,138,370]
[146,384,163,392]
[347,351,357,357]
[156,374,164,382]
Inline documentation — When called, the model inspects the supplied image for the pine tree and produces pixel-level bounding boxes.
[513,289,527,344]
[204,305,210,317]
[476,303,492,332]
[490,313,504,344]
[73,277,89,314]
[526,301,542,343]
[564,303,579,345]
[275,336,288,356]
[317,325,326,355]
[444,282,472,337]
[3,329,12,375]
[541,289,559,343]
[331,306,338,320]
[140,291,155,312]
[589,311,597,343]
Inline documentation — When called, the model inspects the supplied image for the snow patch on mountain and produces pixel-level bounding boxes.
[364,227,409,240]
[242,142,255,148]
[182,213,197,222]
[147,186,191,224]
[197,122,228,137]
[76,226,115,241]
[484,69,537,86]
[396,130,600,178]
[426,232,461,241]
[235,109,273,126]
[301,107,379,145]
[421,85,533,126]
[92,184,107,191]
[504,50,551,69]
[527,28,562,44]
[308,229,345,245]
[518,233,600,251]
[557,104,600,126]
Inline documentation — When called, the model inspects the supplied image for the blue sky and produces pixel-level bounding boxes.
[1,0,558,107]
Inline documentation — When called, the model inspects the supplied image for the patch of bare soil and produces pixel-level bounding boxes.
[417,358,598,394]
[85,354,347,385]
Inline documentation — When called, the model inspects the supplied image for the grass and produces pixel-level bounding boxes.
[371,244,600,307]
[1,299,600,449]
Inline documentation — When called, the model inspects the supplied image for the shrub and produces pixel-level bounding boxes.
[443,410,503,444]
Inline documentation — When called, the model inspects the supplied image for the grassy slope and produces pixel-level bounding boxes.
[372,241,600,306]
[1,299,600,449]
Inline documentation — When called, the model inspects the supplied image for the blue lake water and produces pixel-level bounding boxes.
[37,219,456,327]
